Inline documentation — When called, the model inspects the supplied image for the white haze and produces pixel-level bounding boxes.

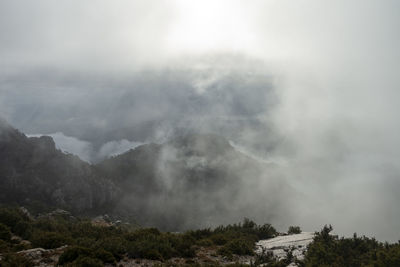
[1,0,400,241]
[29,133,144,163]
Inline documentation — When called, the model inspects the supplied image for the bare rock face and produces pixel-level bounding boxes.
[17,246,67,266]
[256,232,315,261]
[17,248,47,260]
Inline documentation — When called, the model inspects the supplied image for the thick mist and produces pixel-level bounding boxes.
[1,0,399,241]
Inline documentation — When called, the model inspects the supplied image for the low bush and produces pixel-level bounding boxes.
[302,225,400,266]
[0,253,34,267]
[0,223,11,241]
[126,234,174,260]
[257,223,277,239]
[218,238,254,256]
[94,237,128,260]
[288,226,301,235]
[0,239,11,253]
[93,248,116,264]
[210,233,229,245]
[196,238,214,247]
[0,208,28,230]
[70,256,103,267]
[0,207,280,262]
[58,246,93,265]
[13,221,32,239]
[31,230,71,249]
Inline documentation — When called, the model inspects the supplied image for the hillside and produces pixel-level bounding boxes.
[0,119,118,214]
[1,207,400,267]
[1,121,400,266]
[0,120,291,230]
[96,133,289,230]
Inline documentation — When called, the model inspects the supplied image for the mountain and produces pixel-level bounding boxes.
[0,119,118,213]
[96,133,290,231]
[0,120,292,230]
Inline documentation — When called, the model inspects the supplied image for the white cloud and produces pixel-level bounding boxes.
[28,133,144,163]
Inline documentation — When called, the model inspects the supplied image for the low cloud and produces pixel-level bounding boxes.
[1,0,400,241]
[28,132,144,163]
[28,132,93,162]
[98,139,144,160]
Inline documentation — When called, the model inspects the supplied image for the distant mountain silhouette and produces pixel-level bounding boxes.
[0,120,290,230]
[96,133,287,230]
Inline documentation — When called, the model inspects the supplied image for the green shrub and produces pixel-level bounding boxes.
[31,230,70,249]
[196,238,214,247]
[0,223,11,241]
[242,218,256,229]
[0,239,11,253]
[75,237,97,247]
[257,223,277,239]
[288,226,301,235]
[94,248,116,264]
[127,235,174,260]
[212,219,276,242]
[14,221,32,239]
[140,248,163,261]
[70,222,105,240]
[58,246,93,265]
[186,228,212,240]
[0,208,285,264]
[12,242,31,252]
[0,253,34,267]
[301,225,400,266]
[375,245,400,266]
[166,233,196,258]
[254,249,276,265]
[71,256,104,267]
[210,233,229,245]
[218,238,254,256]
[0,208,19,224]
[217,246,233,258]
[0,208,28,232]
[33,217,68,233]
[124,228,161,241]
[94,237,128,260]
[59,246,116,265]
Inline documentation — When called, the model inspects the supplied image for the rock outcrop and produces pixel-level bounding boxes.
[256,232,315,261]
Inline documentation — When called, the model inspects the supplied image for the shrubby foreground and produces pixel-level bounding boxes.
[0,207,399,266]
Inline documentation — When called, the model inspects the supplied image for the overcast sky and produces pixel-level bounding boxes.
[1,0,400,241]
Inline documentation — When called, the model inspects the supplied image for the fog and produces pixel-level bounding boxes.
[27,132,144,163]
[1,0,400,241]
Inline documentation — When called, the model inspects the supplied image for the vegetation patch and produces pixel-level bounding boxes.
[1,206,400,266]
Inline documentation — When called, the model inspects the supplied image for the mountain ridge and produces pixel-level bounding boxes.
[0,120,289,230]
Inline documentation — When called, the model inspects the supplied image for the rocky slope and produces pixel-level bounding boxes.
[0,119,119,213]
